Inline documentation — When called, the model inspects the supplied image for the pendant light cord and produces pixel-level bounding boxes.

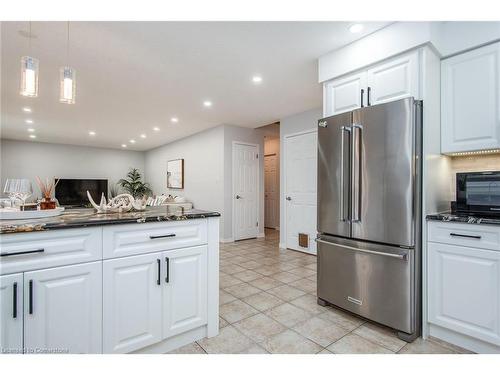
[66,21,70,65]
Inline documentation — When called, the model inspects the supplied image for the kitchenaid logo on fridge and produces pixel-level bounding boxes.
[347,296,363,306]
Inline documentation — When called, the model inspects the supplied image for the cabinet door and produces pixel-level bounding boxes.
[0,274,23,354]
[163,245,208,338]
[428,242,500,345]
[366,50,419,106]
[24,262,102,354]
[323,71,366,116]
[441,42,500,153]
[103,252,162,353]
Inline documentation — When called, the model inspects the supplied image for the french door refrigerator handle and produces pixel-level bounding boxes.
[340,126,351,222]
[351,124,362,222]
[315,238,407,260]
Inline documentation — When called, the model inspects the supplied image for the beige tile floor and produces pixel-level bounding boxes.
[169,229,469,354]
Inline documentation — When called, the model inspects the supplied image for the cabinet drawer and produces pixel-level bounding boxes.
[428,221,500,251]
[103,219,208,259]
[0,228,102,275]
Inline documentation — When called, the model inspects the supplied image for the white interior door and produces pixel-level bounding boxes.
[264,154,279,229]
[285,130,318,254]
[233,143,259,241]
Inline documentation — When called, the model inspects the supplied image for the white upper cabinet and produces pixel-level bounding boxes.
[323,50,420,117]
[441,42,500,153]
[0,273,23,354]
[24,262,102,354]
[366,50,420,106]
[323,72,366,116]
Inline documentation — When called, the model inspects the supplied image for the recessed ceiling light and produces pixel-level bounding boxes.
[121,144,127,148]
[252,75,262,84]
[29,134,36,139]
[140,134,147,139]
[25,119,33,124]
[22,107,32,113]
[153,127,160,132]
[203,100,212,108]
[27,128,35,132]
[89,131,96,136]
[170,117,179,123]
[349,23,364,33]
[129,139,136,144]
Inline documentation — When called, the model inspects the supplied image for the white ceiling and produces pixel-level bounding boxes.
[1,21,389,151]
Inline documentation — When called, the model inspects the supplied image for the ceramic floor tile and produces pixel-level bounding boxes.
[266,284,307,301]
[219,299,259,324]
[233,313,287,343]
[397,338,456,354]
[318,308,364,331]
[242,291,284,311]
[219,290,237,305]
[353,323,406,352]
[223,283,261,299]
[271,271,304,284]
[327,333,393,354]
[197,326,254,354]
[249,276,284,291]
[288,278,317,294]
[265,303,313,328]
[239,260,262,270]
[287,267,317,278]
[238,345,269,354]
[219,274,245,288]
[220,264,247,275]
[219,317,229,329]
[293,316,349,347]
[261,329,323,354]
[167,342,207,354]
[232,269,262,282]
[289,294,329,314]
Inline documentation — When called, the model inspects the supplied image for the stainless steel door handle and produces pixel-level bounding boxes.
[340,126,351,222]
[315,238,407,260]
[351,124,362,223]
[286,196,292,201]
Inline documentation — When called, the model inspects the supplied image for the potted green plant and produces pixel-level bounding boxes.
[118,168,152,199]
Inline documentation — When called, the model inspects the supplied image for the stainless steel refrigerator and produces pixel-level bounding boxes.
[316,97,422,342]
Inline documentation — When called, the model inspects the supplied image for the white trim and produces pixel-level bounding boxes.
[279,242,286,250]
[257,232,265,238]
[220,237,234,243]
[232,141,260,242]
[282,128,318,252]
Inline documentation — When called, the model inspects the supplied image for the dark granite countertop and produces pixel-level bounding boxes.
[0,207,220,234]
[426,212,500,226]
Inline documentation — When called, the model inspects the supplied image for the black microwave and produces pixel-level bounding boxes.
[455,171,500,217]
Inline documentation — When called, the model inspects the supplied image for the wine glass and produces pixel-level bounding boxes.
[4,179,19,208]
[3,179,32,210]
[17,179,33,210]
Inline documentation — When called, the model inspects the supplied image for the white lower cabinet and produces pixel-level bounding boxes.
[428,241,500,347]
[0,273,23,353]
[24,262,102,354]
[163,245,208,338]
[103,252,163,353]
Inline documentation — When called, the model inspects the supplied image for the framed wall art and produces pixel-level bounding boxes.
[167,159,184,189]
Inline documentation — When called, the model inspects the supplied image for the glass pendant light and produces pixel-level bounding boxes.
[59,21,76,104]
[20,22,39,97]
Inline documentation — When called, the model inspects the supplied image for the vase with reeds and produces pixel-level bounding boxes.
[36,177,59,210]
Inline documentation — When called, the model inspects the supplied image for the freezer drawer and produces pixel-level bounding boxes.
[317,237,415,334]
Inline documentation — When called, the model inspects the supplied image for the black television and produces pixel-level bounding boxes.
[55,179,108,207]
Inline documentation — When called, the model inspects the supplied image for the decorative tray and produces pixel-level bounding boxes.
[0,207,65,220]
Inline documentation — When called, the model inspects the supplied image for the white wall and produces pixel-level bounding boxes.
[144,125,225,236]
[279,108,322,248]
[0,139,145,199]
[223,124,265,241]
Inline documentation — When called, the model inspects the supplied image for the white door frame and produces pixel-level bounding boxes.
[283,128,317,252]
[232,141,260,242]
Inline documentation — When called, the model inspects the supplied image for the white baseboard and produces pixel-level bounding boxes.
[257,232,265,238]
[279,242,286,249]
[220,237,234,243]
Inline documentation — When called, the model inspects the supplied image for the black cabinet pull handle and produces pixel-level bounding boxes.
[360,88,364,107]
[367,87,371,106]
[13,282,17,319]
[165,257,170,283]
[149,234,176,240]
[156,259,161,285]
[1,248,44,257]
[29,280,34,315]
[450,232,481,239]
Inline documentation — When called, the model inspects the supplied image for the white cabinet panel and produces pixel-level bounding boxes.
[163,245,207,338]
[103,253,162,353]
[441,42,500,153]
[428,242,500,346]
[0,273,23,354]
[366,50,420,106]
[24,262,102,354]
[323,72,366,116]
[428,221,500,251]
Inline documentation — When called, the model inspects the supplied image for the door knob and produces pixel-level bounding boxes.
[236,195,242,199]
[286,196,292,201]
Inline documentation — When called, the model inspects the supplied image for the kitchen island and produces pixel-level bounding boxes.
[0,207,220,354]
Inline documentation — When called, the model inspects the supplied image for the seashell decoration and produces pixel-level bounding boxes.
[86,191,147,213]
